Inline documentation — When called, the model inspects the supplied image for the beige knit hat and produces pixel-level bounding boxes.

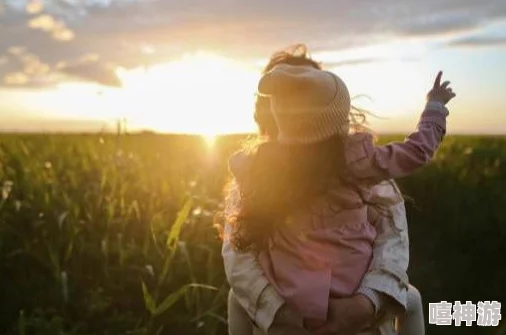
[257,64,351,144]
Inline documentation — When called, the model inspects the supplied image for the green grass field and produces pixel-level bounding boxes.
[0,133,505,335]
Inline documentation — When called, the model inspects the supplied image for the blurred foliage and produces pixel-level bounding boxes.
[0,133,504,335]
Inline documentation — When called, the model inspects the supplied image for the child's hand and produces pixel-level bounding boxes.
[312,294,374,335]
[427,71,456,105]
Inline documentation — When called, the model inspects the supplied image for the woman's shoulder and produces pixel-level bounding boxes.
[369,180,404,205]
[228,150,252,182]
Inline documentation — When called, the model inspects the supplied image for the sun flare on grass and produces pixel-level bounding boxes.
[106,52,260,138]
[203,134,217,147]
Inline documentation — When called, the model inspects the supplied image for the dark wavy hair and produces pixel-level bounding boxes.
[227,44,383,253]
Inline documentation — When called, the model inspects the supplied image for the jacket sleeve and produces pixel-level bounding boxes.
[358,180,410,315]
[221,181,285,333]
[346,101,448,184]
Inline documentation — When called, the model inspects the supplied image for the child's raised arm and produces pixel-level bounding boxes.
[346,71,456,183]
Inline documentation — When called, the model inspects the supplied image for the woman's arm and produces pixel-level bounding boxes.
[358,179,410,314]
[221,182,284,332]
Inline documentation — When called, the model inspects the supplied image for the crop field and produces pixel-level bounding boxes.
[0,133,505,335]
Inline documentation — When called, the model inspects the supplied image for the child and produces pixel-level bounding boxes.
[228,64,454,333]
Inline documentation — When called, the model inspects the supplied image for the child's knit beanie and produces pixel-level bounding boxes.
[258,64,351,144]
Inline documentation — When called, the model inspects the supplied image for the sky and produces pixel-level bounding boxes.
[0,0,505,135]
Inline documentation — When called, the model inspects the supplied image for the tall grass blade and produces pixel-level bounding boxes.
[141,280,156,315]
[154,283,217,317]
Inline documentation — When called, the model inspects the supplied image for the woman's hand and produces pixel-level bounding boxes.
[427,71,456,105]
[312,294,375,335]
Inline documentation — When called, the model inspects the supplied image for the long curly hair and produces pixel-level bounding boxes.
[227,44,384,253]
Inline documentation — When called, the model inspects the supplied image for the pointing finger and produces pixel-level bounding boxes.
[433,71,442,89]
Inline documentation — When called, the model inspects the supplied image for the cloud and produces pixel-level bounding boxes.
[60,62,122,87]
[324,56,419,68]
[393,13,478,37]
[1,0,505,87]
[448,35,506,48]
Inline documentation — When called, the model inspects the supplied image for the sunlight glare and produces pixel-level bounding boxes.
[42,47,429,135]
[202,134,217,147]
[109,52,260,134]
[330,60,427,117]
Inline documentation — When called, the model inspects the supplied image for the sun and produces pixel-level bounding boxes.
[202,134,217,147]
[100,52,260,137]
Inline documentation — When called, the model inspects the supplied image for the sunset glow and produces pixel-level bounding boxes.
[108,52,260,135]
[1,0,505,134]
[32,50,430,136]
